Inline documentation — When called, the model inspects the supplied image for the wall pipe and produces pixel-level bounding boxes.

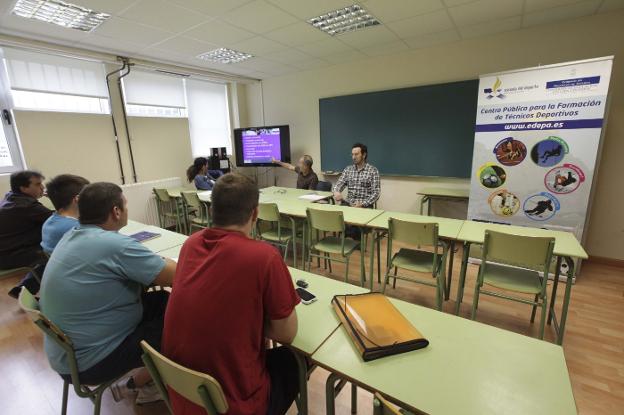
[116,58,139,183]
[105,61,127,185]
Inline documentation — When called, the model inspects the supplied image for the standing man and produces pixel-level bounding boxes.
[333,143,381,208]
[272,155,319,190]
[163,173,300,415]
[0,170,53,298]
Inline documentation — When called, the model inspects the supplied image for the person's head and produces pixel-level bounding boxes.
[210,173,259,234]
[78,182,128,230]
[45,174,90,213]
[186,157,208,183]
[10,170,45,198]
[297,155,314,173]
[351,143,368,165]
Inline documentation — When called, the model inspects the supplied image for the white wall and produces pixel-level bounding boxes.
[243,10,624,260]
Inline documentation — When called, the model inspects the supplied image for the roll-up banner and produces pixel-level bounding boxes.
[467,57,613,246]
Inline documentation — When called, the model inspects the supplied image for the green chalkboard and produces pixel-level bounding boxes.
[319,79,478,178]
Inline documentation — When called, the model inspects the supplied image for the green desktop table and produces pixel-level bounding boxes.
[455,220,588,345]
[315,297,576,415]
[417,187,470,216]
[274,200,384,284]
[366,211,465,297]
[158,245,184,259]
[120,220,188,253]
[262,186,334,201]
[288,268,369,414]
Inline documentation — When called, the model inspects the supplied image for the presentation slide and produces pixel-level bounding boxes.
[241,128,282,163]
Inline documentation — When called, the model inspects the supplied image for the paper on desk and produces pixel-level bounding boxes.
[298,194,327,202]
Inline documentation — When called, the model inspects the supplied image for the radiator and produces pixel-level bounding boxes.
[121,177,182,226]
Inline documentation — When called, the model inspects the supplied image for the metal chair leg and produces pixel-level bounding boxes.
[351,383,357,414]
[530,293,539,323]
[61,380,69,415]
[93,390,104,415]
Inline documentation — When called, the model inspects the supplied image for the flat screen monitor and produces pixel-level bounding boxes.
[233,125,291,167]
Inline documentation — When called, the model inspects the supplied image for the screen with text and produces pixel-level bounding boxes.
[241,128,282,164]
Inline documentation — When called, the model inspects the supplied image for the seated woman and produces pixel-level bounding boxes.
[186,157,222,191]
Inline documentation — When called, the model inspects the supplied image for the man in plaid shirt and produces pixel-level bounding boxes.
[333,143,380,208]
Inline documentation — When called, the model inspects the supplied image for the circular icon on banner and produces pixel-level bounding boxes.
[478,163,507,188]
[488,190,520,217]
[544,164,585,194]
[493,137,527,166]
[523,192,560,221]
[530,136,568,167]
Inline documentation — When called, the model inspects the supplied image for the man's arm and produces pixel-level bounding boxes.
[333,168,349,201]
[152,258,177,287]
[309,174,319,191]
[272,158,295,171]
[363,168,381,208]
[29,202,53,224]
[266,309,298,344]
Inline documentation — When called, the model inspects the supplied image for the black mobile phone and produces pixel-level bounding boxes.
[296,287,317,305]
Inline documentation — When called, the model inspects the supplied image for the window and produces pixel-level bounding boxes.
[2,47,110,114]
[0,49,25,173]
[122,70,187,118]
[186,79,231,156]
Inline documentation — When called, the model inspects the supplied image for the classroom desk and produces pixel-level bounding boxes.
[417,187,469,216]
[315,297,576,415]
[120,220,188,253]
[262,186,334,201]
[365,211,465,297]
[288,268,369,414]
[275,200,384,284]
[157,245,184,259]
[455,220,588,345]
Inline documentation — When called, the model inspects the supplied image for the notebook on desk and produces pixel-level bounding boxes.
[332,293,429,361]
[129,231,161,243]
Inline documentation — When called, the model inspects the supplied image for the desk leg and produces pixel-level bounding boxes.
[455,242,471,315]
[293,351,308,415]
[369,230,376,290]
[548,256,562,325]
[360,227,366,287]
[290,217,297,269]
[556,257,575,345]
[445,240,455,300]
[420,196,429,215]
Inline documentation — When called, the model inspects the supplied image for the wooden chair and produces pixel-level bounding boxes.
[471,230,555,339]
[383,218,449,311]
[140,340,228,415]
[18,288,123,415]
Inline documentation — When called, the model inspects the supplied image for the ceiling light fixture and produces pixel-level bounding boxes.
[196,48,253,64]
[12,0,110,32]
[307,4,380,36]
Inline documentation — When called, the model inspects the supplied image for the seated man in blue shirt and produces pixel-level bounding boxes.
[40,182,177,405]
[41,174,89,254]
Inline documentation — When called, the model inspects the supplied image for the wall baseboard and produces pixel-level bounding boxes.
[587,256,624,268]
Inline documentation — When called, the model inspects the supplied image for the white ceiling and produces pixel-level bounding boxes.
[0,0,621,79]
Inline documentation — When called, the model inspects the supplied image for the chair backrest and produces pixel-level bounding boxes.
[18,287,89,397]
[307,208,345,233]
[483,230,555,271]
[153,188,171,203]
[388,218,438,247]
[140,341,228,415]
[181,191,202,209]
[258,203,281,222]
[373,393,403,415]
[316,181,332,191]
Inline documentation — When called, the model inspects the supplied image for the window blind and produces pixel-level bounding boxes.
[3,47,108,98]
[122,70,186,108]
[186,79,231,157]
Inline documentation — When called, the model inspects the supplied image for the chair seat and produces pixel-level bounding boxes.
[391,248,440,274]
[480,263,543,294]
[0,267,30,278]
[260,229,292,243]
[313,236,359,255]
[190,217,209,226]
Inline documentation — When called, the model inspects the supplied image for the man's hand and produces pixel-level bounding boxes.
[333,192,342,202]
[352,202,363,208]
[272,157,278,164]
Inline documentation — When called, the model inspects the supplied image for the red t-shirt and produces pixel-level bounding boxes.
[162,228,300,415]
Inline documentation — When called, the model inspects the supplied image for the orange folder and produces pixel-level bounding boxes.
[332,293,429,361]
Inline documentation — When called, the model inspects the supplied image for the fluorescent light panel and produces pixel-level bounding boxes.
[196,48,253,64]
[12,0,110,32]
[307,4,380,36]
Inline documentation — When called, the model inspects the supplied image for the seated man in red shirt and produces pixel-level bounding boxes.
[162,173,300,415]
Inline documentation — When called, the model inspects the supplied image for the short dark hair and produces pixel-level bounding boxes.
[10,170,44,193]
[78,182,125,225]
[46,174,90,211]
[352,142,368,160]
[211,173,259,227]
[302,155,313,167]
